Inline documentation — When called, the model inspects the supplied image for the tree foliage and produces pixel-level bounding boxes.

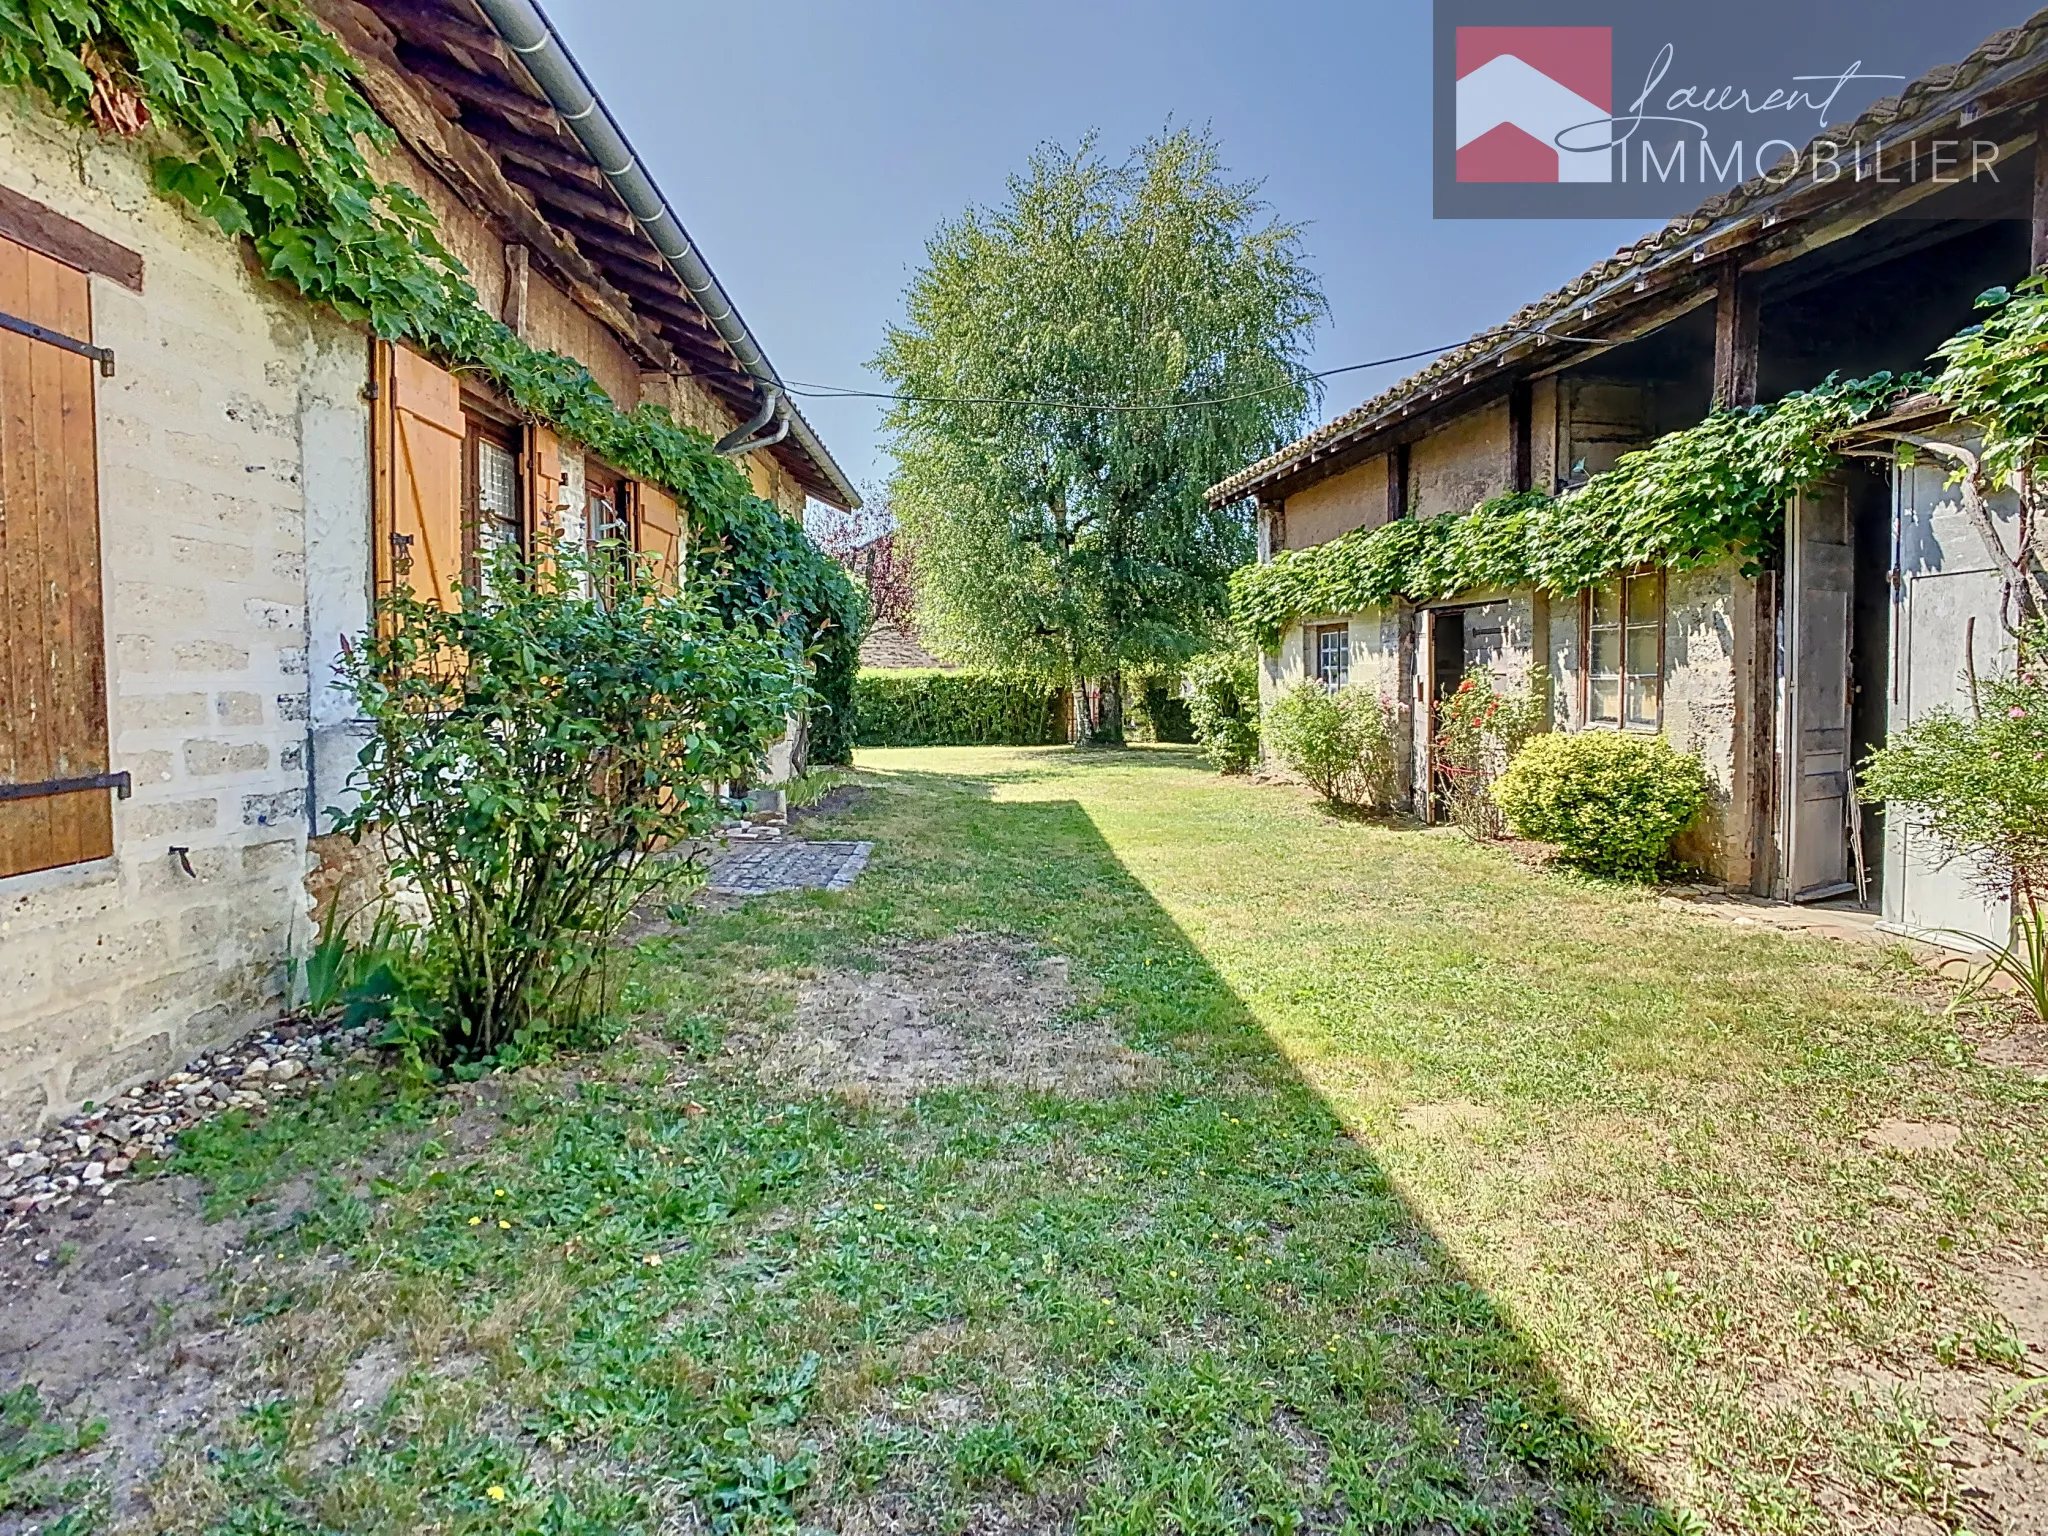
[875,127,1325,737]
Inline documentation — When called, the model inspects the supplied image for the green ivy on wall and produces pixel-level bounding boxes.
[0,0,862,696]
[1229,372,1923,650]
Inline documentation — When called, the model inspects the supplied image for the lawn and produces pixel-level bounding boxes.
[16,746,2046,1535]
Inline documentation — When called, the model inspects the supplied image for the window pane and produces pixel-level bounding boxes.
[1625,675,1660,728]
[1625,571,1663,622]
[1316,626,1348,688]
[1589,677,1621,723]
[1589,625,1621,679]
[476,439,519,553]
[1625,622,1660,677]
[1591,581,1622,627]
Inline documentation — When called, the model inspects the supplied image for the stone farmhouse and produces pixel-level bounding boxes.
[1211,14,2048,951]
[0,0,858,1130]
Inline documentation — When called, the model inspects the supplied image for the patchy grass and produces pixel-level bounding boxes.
[19,746,2046,1534]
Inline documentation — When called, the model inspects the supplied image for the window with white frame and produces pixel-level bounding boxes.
[1585,571,1664,729]
[1313,623,1350,690]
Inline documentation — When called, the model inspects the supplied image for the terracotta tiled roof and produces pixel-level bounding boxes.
[1207,12,2048,507]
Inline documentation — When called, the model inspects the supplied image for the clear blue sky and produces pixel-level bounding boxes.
[543,0,1655,500]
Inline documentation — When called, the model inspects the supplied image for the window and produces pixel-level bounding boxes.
[1586,571,1664,729]
[1312,623,1350,690]
[464,419,521,590]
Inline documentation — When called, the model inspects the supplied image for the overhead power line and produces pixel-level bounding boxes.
[674,327,1607,417]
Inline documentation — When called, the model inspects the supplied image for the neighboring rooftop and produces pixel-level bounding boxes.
[1208,10,2048,508]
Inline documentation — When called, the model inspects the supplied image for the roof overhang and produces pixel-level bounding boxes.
[323,0,859,508]
[1208,11,2048,509]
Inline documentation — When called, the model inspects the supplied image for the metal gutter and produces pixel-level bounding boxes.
[470,0,860,509]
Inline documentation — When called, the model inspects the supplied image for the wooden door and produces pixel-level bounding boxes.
[1782,481,1856,901]
[0,235,111,880]
[1882,456,2015,946]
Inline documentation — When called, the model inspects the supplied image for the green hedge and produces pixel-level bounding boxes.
[854,670,1067,747]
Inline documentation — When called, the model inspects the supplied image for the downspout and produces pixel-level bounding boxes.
[472,0,854,501]
[712,383,791,458]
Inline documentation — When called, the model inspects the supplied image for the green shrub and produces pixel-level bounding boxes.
[1128,674,1197,744]
[1185,650,1262,773]
[1491,731,1710,878]
[334,541,798,1065]
[854,670,1066,747]
[1860,619,2048,1017]
[1263,682,1400,808]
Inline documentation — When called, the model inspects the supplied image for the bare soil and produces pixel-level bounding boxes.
[0,1175,268,1529]
[761,932,1161,1104]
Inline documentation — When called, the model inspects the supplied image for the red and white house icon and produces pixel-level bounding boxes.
[1455,27,1613,183]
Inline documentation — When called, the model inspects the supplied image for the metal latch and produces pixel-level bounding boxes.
[0,309,115,375]
[0,771,133,802]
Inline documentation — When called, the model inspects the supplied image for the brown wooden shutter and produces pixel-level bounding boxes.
[522,423,561,560]
[372,341,464,610]
[633,482,683,593]
[0,235,111,880]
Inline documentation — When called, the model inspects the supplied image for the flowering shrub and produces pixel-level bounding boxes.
[1433,667,1550,839]
[334,542,799,1064]
[1491,731,1710,879]
[1263,683,1400,809]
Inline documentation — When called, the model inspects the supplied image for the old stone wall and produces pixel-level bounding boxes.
[0,99,336,1129]
[1281,456,1387,550]
[1411,399,1511,519]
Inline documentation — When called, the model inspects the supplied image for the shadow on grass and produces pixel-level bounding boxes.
[94,750,1682,1536]
[748,756,1677,1531]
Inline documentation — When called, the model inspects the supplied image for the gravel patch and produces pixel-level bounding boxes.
[2,1015,377,1237]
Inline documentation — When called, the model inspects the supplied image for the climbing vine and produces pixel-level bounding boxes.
[0,0,862,706]
[1230,371,1919,648]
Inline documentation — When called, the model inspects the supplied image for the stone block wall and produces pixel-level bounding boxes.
[0,99,345,1130]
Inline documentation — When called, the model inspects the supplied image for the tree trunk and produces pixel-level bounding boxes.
[1073,672,1126,747]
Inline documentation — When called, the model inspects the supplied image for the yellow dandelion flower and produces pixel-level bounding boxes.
[498,1220,511,1230]
[871,1201,887,1211]
[487,1485,506,1502]
[467,1216,481,1226]
[494,1188,506,1198]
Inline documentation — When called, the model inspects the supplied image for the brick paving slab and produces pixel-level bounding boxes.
[704,838,873,897]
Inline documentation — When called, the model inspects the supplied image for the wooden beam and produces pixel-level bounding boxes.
[366,0,507,64]
[499,165,638,235]
[310,0,681,373]
[2033,104,2048,270]
[1508,378,1532,493]
[501,242,528,336]
[462,115,605,188]
[0,184,142,291]
[1389,443,1410,522]
[1712,260,1760,408]
[395,45,554,127]
[567,222,678,276]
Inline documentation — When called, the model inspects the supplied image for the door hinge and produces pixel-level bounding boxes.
[0,309,114,374]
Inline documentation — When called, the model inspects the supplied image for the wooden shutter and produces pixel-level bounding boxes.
[523,424,560,548]
[0,235,111,880]
[372,341,464,610]
[633,482,683,593]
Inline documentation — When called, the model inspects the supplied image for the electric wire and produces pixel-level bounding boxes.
[669,326,1613,417]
